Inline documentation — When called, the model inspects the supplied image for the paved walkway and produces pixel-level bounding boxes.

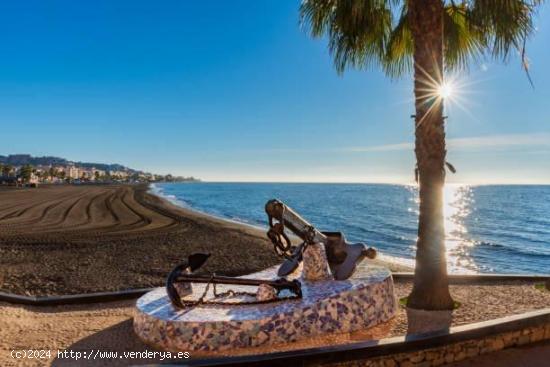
[448,341,550,366]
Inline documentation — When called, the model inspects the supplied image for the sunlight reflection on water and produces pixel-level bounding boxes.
[444,184,477,273]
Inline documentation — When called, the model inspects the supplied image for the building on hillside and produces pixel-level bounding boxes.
[66,165,80,180]
[109,170,129,179]
[79,168,96,181]
[33,165,50,179]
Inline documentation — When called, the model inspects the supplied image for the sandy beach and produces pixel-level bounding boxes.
[0,184,410,297]
[0,184,283,296]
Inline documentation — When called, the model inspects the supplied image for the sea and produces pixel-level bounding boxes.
[151,183,550,275]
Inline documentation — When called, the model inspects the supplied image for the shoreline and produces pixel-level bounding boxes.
[147,182,416,273]
[146,182,550,275]
[148,182,270,236]
[149,182,419,271]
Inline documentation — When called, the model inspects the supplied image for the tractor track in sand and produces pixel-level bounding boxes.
[0,184,281,296]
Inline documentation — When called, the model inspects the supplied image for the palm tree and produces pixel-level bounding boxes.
[3,164,14,177]
[301,0,543,310]
[19,164,33,183]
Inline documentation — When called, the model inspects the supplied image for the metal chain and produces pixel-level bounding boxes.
[269,203,299,260]
[196,273,215,303]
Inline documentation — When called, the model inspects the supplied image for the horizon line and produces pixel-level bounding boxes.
[163,180,550,186]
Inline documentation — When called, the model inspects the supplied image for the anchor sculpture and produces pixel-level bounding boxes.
[137,200,396,354]
[166,199,376,308]
[265,199,377,280]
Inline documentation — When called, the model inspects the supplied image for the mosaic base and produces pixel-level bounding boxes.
[134,263,397,353]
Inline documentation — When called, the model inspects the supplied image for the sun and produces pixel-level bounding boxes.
[409,68,480,126]
[438,82,454,99]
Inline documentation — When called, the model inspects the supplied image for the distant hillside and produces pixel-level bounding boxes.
[0,154,133,173]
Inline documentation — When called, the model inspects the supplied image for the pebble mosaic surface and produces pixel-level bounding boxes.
[134,262,397,353]
[303,243,333,281]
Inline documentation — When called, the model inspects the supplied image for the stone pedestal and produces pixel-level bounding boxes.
[134,264,396,354]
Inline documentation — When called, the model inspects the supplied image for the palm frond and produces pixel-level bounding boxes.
[465,0,543,85]
[300,0,395,74]
[467,0,540,59]
[384,5,413,78]
[443,3,486,71]
[300,0,544,80]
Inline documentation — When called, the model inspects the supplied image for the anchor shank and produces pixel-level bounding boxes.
[174,274,300,294]
[266,199,327,244]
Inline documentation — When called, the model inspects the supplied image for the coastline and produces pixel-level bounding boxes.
[148,183,415,273]
[148,182,270,236]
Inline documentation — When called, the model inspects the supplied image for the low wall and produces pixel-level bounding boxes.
[179,309,550,367]
[0,288,151,306]
[332,316,550,367]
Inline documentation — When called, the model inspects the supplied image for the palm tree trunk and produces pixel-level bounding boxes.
[407,0,454,310]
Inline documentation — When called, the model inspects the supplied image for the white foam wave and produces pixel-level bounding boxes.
[148,183,189,208]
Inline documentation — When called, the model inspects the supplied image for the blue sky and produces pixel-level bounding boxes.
[1,1,549,184]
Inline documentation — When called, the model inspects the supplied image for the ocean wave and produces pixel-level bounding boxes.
[148,183,190,208]
[475,241,550,258]
[376,253,415,269]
